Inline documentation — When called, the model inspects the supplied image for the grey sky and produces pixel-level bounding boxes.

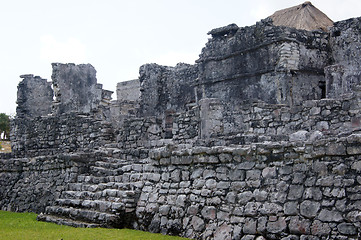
[1,0,360,115]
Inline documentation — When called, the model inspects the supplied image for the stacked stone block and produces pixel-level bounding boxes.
[2,9,361,240]
[11,113,114,157]
[38,149,141,228]
[140,135,361,239]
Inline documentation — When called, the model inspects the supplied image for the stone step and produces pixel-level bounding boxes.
[76,175,137,184]
[67,182,137,192]
[89,166,123,176]
[94,161,126,170]
[76,175,124,184]
[61,189,136,201]
[37,213,103,228]
[55,199,126,213]
[44,206,120,226]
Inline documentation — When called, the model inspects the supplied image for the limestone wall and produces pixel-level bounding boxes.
[2,12,361,240]
[196,19,330,106]
[52,63,106,115]
[136,136,361,239]
[10,113,114,157]
[138,63,198,117]
[16,74,53,118]
[116,79,141,102]
[0,153,92,213]
[199,91,361,145]
[326,17,361,98]
[117,106,199,151]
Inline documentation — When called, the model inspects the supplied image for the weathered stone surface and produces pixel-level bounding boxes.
[139,63,197,117]
[310,220,331,236]
[201,206,216,220]
[284,201,299,215]
[191,216,205,232]
[300,201,320,218]
[213,223,232,240]
[317,209,343,222]
[337,223,357,235]
[267,217,287,233]
[243,218,257,234]
[16,74,53,118]
[288,185,304,200]
[3,4,361,240]
[289,131,309,142]
[289,216,311,234]
[238,191,254,204]
[52,63,107,114]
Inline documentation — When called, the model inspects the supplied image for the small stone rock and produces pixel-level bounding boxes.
[337,223,357,235]
[262,167,277,178]
[289,216,311,234]
[203,169,216,179]
[267,217,287,233]
[244,202,260,216]
[241,235,256,240]
[213,223,232,240]
[246,170,261,180]
[351,161,361,172]
[243,218,257,234]
[253,189,268,201]
[309,130,323,142]
[311,220,331,236]
[317,209,343,222]
[191,216,205,232]
[284,201,299,215]
[201,206,216,220]
[300,200,320,218]
[289,130,309,142]
[238,191,254,204]
[288,185,304,200]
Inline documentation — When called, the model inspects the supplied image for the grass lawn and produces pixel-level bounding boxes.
[0,211,189,240]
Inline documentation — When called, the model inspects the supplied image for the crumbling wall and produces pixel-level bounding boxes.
[196,87,361,146]
[117,79,141,102]
[16,74,53,118]
[11,113,114,157]
[110,79,141,129]
[0,153,92,213]
[196,19,330,106]
[52,63,104,115]
[139,63,198,117]
[117,106,199,152]
[326,17,361,98]
[11,63,115,157]
[3,11,361,240]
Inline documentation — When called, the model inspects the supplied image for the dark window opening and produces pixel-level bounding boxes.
[333,30,341,37]
[164,110,174,139]
[319,81,326,99]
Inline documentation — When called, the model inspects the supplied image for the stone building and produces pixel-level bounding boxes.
[2,2,361,240]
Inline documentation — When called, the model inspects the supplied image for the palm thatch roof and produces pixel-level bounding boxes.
[269,1,334,32]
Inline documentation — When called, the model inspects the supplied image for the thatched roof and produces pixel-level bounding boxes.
[269,1,334,32]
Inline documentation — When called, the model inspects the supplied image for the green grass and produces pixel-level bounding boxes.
[0,211,189,240]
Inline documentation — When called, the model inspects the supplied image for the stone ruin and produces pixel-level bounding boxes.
[1,2,361,239]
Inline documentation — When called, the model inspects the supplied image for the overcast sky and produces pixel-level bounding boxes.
[1,0,360,115]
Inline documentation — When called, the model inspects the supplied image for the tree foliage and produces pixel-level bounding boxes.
[0,113,10,140]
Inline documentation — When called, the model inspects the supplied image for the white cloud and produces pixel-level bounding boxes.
[40,35,87,64]
[250,3,272,20]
